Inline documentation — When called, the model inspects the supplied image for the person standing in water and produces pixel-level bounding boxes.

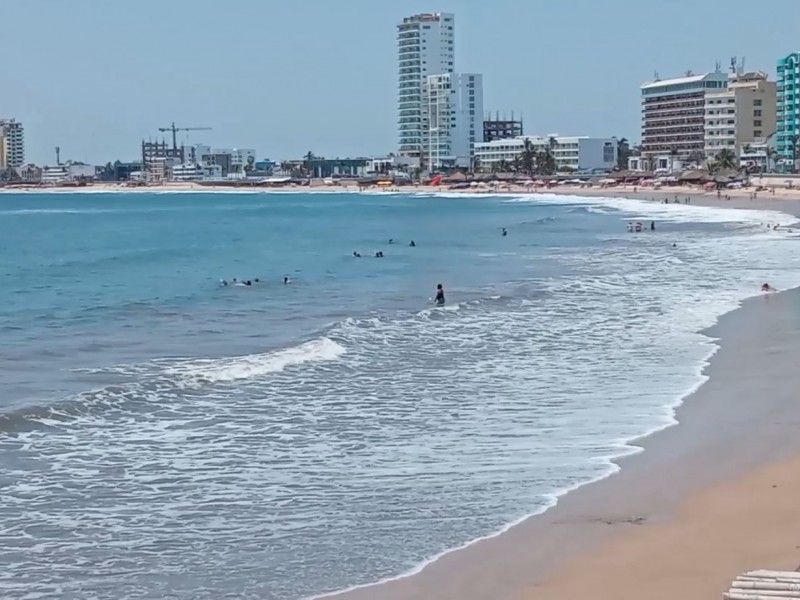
[435,283,445,307]
[502,227,507,237]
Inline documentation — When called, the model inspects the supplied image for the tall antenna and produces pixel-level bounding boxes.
[55,146,61,166]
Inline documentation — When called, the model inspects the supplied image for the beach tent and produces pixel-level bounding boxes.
[724,570,800,599]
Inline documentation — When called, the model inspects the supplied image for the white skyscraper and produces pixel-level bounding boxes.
[397,13,455,163]
[426,73,484,169]
[0,119,25,167]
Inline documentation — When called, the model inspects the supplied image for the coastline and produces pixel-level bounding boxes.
[321,286,800,600]
[7,185,800,599]
[6,180,800,220]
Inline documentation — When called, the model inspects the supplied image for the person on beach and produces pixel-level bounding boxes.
[762,283,776,292]
[434,283,445,307]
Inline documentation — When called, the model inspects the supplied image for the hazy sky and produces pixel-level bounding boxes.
[1,0,798,165]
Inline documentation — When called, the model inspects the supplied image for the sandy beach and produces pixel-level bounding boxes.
[322,285,800,600]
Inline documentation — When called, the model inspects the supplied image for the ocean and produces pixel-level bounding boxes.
[1,190,799,600]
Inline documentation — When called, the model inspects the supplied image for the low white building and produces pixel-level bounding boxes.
[474,135,617,172]
[41,163,95,184]
[192,145,256,174]
[171,162,224,181]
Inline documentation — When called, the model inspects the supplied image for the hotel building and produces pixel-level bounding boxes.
[397,12,455,164]
[473,135,618,173]
[704,71,776,159]
[0,119,25,167]
[425,73,483,169]
[641,71,728,163]
[777,52,800,166]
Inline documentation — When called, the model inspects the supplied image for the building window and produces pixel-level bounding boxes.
[754,120,762,126]
[754,109,762,117]
[754,130,762,137]
[754,99,762,106]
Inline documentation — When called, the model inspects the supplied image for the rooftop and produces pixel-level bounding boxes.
[641,71,727,90]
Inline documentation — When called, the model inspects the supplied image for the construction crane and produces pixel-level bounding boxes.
[158,122,212,152]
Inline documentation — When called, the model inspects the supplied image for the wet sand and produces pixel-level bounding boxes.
[326,289,800,600]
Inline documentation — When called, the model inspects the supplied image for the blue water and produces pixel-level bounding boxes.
[1,191,799,600]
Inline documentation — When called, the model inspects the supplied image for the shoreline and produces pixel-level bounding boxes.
[7,185,800,599]
[307,198,800,600]
[5,180,800,219]
[321,285,800,600]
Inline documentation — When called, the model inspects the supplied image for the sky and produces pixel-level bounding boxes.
[1,0,798,165]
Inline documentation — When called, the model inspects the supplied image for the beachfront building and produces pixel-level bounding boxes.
[41,164,95,184]
[397,12,455,165]
[473,135,618,173]
[425,73,483,169]
[704,71,776,160]
[641,70,728,168]
[777,52,800,170]
[193,145,256,176]
[0,119,25,167]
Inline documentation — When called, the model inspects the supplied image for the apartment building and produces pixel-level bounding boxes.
[704,71,776,159]
[641,71,728,162]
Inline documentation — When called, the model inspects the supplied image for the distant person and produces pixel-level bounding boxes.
[409,240,416,247]
[650,221,655,231]
[389,239,394,244]
[375,251,384,258]
[762,282,776,292]
[245,280,252,286]
[283,276,290,285]
[435,283,445,307]
[502,227,507,237]
[626,222,633,233]
[254,278,260,283]
[221,279,228,286]
[353,251,361,258]
[232,278,238,284]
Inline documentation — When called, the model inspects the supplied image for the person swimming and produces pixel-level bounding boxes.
[221,279,228,286]
[409,240,416,247]
[353,251,361,258]
[389,239,394,244]
[435,283,445,307]
[502,228,507,237]
[284,276,290,285]
[375,251,384,258]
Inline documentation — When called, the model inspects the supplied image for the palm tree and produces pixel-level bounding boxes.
[536,149,557,176]
[511,154,522,174]
[765,147,777,173]
[714,148,738,171]
[280,161,292,175]
[498,159,509,173]
[303,151,316,178]
[519,139,536,176]
[668,147,680,173]
[616,137,631,170]
[686,150,705,167]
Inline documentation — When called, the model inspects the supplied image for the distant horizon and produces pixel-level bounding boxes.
[1,0,798,165]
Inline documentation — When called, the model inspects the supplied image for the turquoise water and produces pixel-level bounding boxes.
[1,191,799,600]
